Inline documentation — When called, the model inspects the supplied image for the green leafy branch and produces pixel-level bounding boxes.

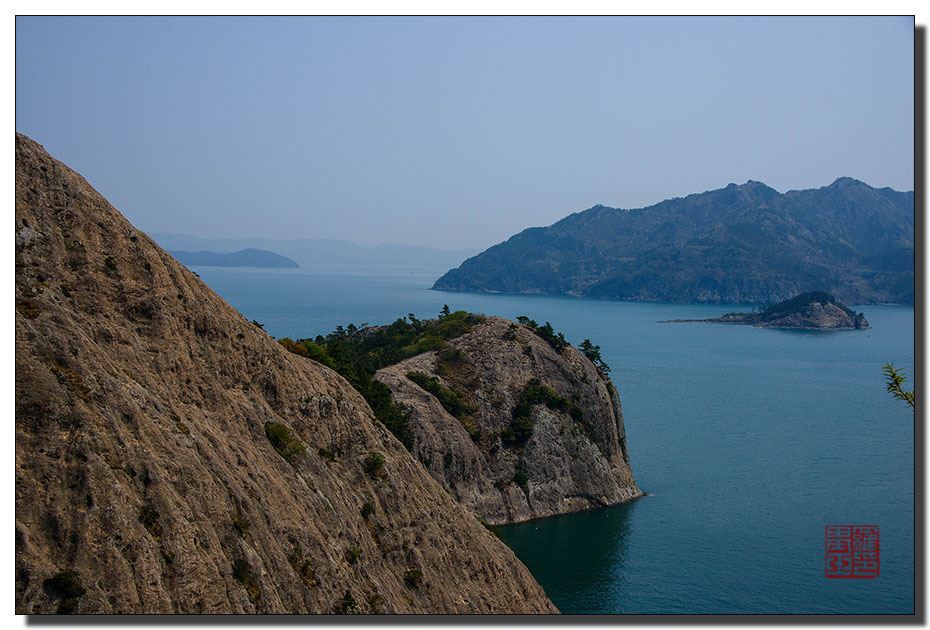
[882,364,915,411]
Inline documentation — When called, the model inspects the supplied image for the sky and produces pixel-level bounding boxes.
[15,16,915,250]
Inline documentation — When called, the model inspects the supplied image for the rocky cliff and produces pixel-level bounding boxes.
[14,133,557,614]
[376,317,642,525]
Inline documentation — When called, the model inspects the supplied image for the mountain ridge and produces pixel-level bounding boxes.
[433,178,914,305]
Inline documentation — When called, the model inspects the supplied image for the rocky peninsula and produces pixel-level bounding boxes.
[375,316,642,525]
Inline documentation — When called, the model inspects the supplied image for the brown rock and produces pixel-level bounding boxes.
[376,317,642,525]
[14,133,557,614]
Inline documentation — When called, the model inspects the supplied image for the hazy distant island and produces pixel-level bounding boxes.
[659,291,870,330]
[155,233,479,268]
[168,248,300,268]
[433,178,914,305]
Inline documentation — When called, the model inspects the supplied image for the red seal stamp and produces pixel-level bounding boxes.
[825,525,879,578]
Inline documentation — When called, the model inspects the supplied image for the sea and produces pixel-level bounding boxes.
[191,263,915,615]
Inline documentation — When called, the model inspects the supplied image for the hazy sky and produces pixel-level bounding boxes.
[15,16,914,250]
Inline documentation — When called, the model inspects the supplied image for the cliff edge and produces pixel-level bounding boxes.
[376,317,642,525]
[14,133,557,614]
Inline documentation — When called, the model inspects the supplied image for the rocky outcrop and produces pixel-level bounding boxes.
[376,317,642,525]
[660,291,870,330]
[14,133,557,614]
[756,302,869,329]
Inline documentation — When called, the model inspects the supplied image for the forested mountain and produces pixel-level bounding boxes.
[434,178,914,305]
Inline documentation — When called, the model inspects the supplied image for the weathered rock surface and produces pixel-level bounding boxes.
[376,317,642,525]
[14,133,557,614]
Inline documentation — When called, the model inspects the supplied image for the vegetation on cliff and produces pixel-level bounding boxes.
[502,378,586,447]
[373,316,642,525]
[406,371,481,441]
[515,316,568,353]
[278,307,640,525]
[512,317,611,373]
[278,308,485,448]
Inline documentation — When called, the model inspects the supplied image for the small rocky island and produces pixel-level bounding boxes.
[660,291,870,330]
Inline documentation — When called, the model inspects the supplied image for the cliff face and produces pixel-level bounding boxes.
[376,317,642,525]
[14,133,557,614]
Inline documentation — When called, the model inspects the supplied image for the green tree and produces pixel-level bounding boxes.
[882,364,915,411]
[277,310,485,450]
[579,339,610,373]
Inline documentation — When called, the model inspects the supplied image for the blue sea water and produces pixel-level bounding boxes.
[193,264,915,615]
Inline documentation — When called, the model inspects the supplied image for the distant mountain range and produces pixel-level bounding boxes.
[152,234,479,268]
[168,248,299,268]
[433,178,914,305]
